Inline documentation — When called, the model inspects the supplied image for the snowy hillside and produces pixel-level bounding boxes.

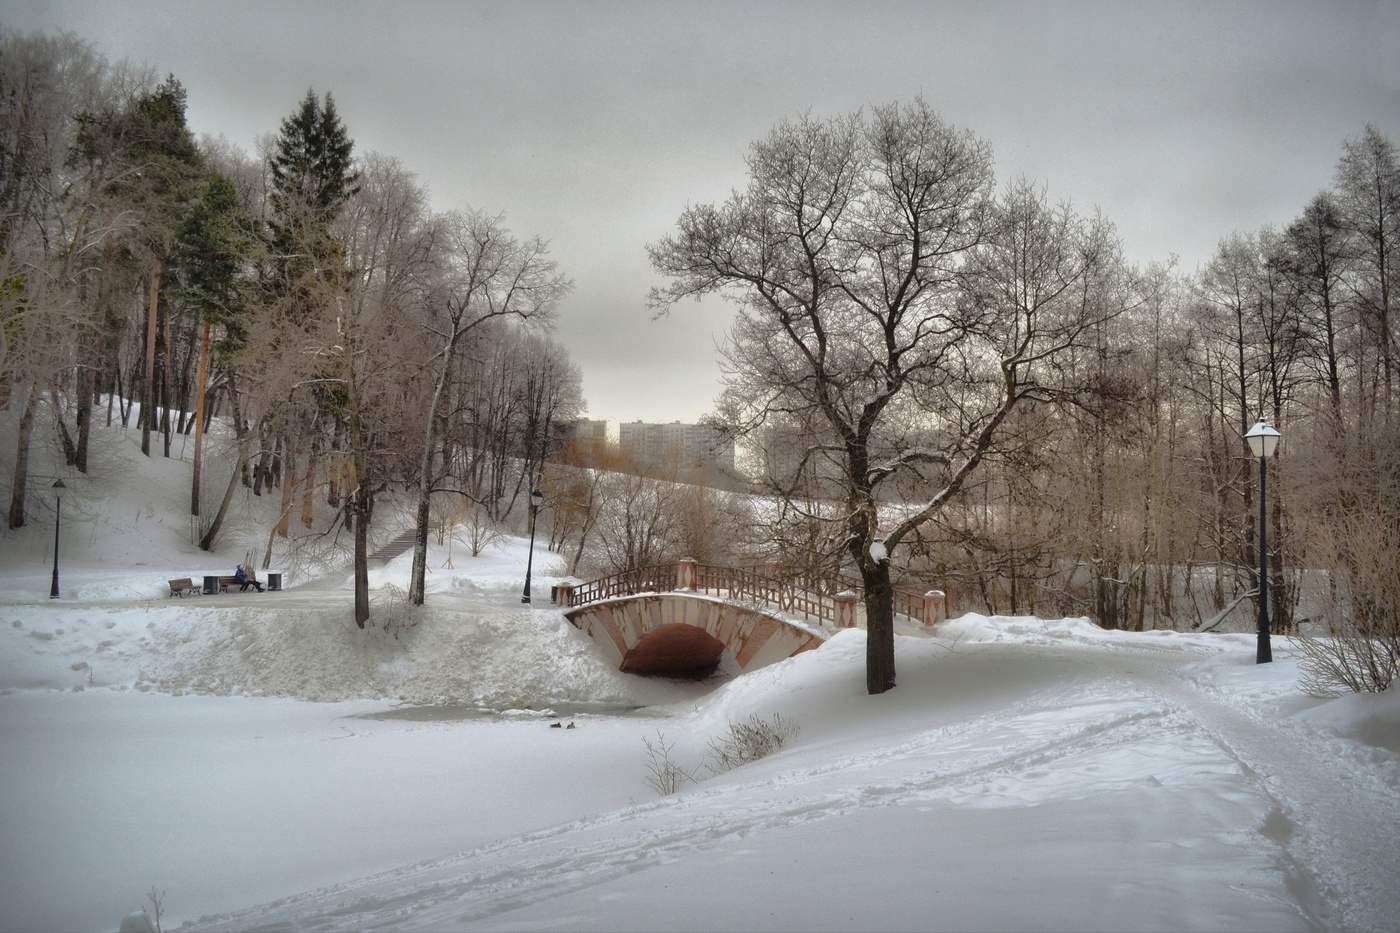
[1,420,1398,932]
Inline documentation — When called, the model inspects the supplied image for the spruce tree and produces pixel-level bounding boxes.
[266,89,375,624]
[268,89,359,268]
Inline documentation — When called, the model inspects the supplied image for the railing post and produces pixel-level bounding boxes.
[556,581,575,608]
[923,590,945,626]
[835,590,858,628]
[677,558,697,591]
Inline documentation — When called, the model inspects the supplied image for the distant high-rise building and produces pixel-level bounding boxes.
[619,420,735,472]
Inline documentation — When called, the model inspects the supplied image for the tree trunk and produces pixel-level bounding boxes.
[117,359,133,426]
[276,439,295,538]
[347,356,371,628]
[861,556,896,695]
[174,320,197,435]
[7,389,37,529]
[190,321,211,515]
[199,436,246,551]
[74,365,92,472]
[353,488,370,628]
[161,302,174,459]
[141,266,158,456]
[409,327,465,605]
[48,386,78,466]
[302,429,320,528]
[408,491,432,605]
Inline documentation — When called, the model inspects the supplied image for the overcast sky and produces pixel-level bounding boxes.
[7,0,1399,424]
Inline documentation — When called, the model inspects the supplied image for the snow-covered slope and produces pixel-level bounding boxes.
[1,418,1398,933]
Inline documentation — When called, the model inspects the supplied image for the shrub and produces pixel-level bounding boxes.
[1296,511,1400,697]
[706,713,799,775]
[641,715,801,796]
[642,731,698,796]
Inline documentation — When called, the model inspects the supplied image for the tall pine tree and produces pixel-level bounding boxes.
[173,171,259,532]
[71,74,203,462]
[268,89,359,298]
[265,89,376,624]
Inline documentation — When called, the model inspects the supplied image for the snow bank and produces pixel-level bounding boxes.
[940,612,1220,653]
[148,604,652,706]
[0,414,663,708]
[0,600,671,708]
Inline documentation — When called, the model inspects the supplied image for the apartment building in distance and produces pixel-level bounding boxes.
[618,420,736,474]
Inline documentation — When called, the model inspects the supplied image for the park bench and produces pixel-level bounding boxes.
[191,574,271,594]
[168,578,201,598]
[217,574,268,593]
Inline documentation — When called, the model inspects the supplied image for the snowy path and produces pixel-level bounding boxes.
[1142,653,1400,932]
[177,637,1395,933]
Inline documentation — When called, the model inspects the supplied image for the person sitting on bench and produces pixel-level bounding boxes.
[234,564,264,592]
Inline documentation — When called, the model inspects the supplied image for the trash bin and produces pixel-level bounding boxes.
[266,572,282,592]
[202,574,220,595]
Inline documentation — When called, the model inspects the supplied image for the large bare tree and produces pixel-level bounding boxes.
[650,100,1122,693]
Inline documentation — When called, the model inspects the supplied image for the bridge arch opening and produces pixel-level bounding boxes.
[620,622,727,677]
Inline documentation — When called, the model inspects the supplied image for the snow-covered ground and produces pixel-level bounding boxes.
[1,421,1398,932]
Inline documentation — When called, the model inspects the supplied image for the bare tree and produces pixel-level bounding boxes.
[651,100,1123,693]
[1335,125,1399,412]
[406,209,571,605]
[1,31,127,526]
[329,152,434,626]
[587,468,684,576]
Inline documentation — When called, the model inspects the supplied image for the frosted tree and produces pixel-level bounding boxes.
[650,99,1123,694]
[406,209,571,605]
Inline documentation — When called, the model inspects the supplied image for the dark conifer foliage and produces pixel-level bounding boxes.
[72,74,203,239]
[268,89,360,253]
[173,173,259,336]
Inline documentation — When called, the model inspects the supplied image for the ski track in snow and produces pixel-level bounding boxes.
[179,641,1400,933]
[189,693,1153,930]
[1142,658,1400,933]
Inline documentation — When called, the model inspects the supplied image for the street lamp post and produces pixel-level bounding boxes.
[1244,421,1281,664]
[521,488,544,604]
[50,479,66,599]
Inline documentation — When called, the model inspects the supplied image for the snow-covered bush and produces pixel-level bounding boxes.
[706,713,799,774]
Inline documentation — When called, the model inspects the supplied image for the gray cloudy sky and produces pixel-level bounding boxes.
[7,0,1400,423]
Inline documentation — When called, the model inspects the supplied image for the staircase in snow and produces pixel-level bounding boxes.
[369,522,440,563]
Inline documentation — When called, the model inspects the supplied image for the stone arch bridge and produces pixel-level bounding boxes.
[555,560,946,676]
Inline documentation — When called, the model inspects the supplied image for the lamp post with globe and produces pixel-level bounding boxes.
[521,488,545,604]
[1244,421,1281,664]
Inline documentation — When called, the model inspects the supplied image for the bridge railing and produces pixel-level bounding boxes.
[566,565,676,606]
[691,562,837,625]
[892,588,923,623]
[558,560,946,628]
